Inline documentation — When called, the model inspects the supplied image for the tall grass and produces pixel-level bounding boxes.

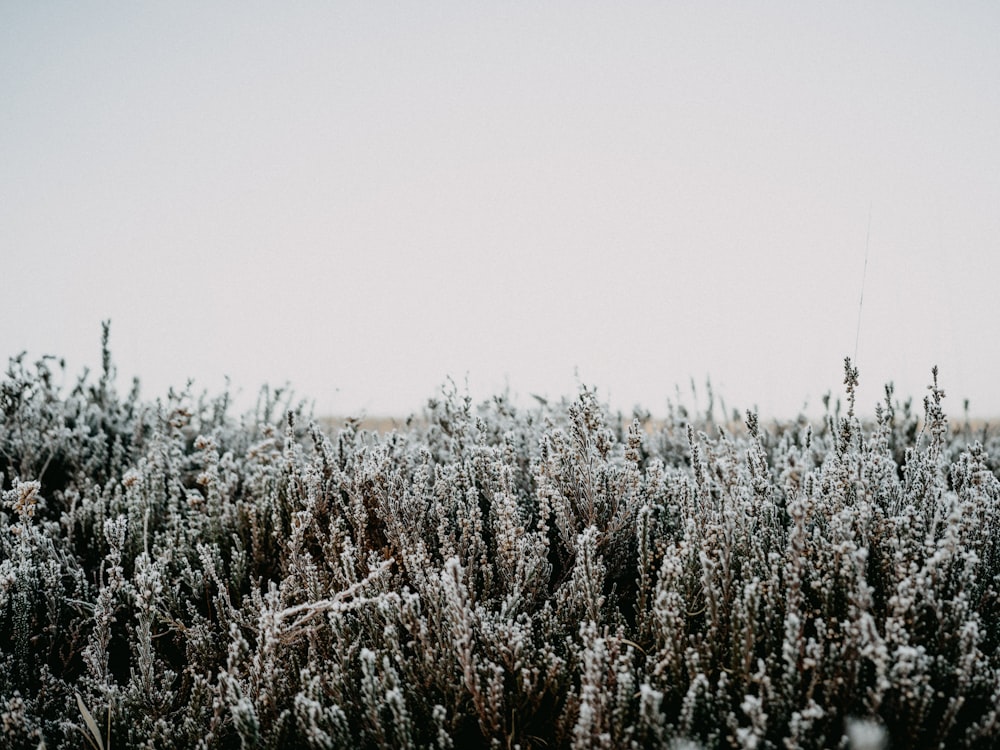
[2,331,999,748]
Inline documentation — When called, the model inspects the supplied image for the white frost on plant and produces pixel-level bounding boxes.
[845,717,888,750]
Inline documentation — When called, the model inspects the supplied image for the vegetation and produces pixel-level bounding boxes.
[2,328,999,748]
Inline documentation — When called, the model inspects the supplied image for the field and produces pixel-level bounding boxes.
[2,338,1000,749]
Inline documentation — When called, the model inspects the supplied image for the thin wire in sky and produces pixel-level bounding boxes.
[854,204,872,364]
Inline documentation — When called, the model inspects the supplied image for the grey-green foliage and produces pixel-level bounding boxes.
[1,341,999,749]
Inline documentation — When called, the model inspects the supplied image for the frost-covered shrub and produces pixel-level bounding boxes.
[1,334,999,749]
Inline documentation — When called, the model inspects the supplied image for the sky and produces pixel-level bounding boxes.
[2,2,999,421]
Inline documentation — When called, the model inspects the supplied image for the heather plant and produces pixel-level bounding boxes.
[1,335,999,749]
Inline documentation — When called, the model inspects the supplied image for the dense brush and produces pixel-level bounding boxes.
[2,336,999,749]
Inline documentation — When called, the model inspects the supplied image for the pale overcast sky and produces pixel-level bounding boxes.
[2,3,998,420]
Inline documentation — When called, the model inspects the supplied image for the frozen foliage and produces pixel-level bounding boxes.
[2,332,1000,748]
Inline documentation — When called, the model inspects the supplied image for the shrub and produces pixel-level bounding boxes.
[1,335,998,749]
